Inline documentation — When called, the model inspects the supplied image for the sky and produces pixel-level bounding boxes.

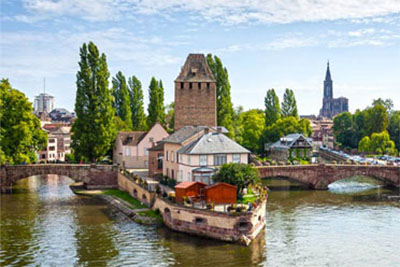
[1,0,400,115]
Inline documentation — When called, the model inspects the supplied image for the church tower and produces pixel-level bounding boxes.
[174,54,217,131]
[323,62,333,99]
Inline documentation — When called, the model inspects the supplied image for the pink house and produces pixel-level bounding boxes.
[113,123,169,169]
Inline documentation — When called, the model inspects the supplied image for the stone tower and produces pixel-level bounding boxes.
[319,62,349,118]
[174,54,217,131]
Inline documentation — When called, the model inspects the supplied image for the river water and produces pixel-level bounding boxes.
[1,175,399,267]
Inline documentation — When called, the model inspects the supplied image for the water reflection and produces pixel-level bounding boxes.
[1,175,399,267]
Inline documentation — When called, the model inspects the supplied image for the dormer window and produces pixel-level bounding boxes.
[180,82,184,89]
[198,82,201,90]
[189,82,192,89]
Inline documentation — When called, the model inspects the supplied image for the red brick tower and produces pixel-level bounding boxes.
[174,54,217,131]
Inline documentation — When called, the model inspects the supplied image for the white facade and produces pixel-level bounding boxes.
[34,93,55,113]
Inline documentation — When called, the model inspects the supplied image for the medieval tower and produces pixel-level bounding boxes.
[319,62,349,118]
[174,54,217,131]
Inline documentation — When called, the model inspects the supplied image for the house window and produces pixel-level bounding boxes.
[199,155,208,166]
[214,154,227,166]
[198,82,201,90]
[178,153,183,163]
[49,146,55,151]
[171,151,175,162]
[180,82,184,89]
[144,148,149,156]
[233,154,241,163]
[206,83,210,90]
[157,153,163,169]
[125,148,131,156]
[166,151,169,161]
[189,82,192,89]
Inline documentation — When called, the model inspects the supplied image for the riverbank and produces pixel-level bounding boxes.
[70,182,162,225]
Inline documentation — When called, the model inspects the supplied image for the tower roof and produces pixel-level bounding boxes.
[325,61,332,81]
[175,54,216,83]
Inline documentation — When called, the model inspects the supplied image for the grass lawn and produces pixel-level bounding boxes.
[103,189,147,209]
[138,210,163,224]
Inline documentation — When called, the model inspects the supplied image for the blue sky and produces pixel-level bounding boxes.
[1,0,400,115]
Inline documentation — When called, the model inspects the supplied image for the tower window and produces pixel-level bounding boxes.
[198,82,201,90]
[189,83,192,89]
[180,82,184,89]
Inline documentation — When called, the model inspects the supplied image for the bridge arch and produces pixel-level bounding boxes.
[258,164,400,190]
[1,164,118,193]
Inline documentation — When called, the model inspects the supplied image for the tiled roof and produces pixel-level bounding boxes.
[270,133,312,149]
[162,126,205,144]
[177,132,250,155]
[117,131,147,146]
[175,54,216,83]
[175,181,207,189]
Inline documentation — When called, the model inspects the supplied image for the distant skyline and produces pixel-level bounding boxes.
[1,0,399,115]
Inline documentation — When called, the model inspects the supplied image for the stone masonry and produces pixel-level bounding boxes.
[174,54,217,131]
[258,164,400,189]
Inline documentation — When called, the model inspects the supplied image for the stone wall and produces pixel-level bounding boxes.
[117,173,156,207]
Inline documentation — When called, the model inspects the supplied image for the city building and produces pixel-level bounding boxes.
[113,123,169,169]
[174,54,217,131]
[319,62,349,118]
[38,124,71,162]
[49,108,75,124]
[267,133,313,162]
[311,119,335,149]
[162,126,250,184]
[34,93,55,113]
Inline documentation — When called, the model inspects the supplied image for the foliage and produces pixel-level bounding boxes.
[264,89,281,126]
[372,98,393,114]
[112,71,132,128]
[359,131,397,155]
[358,136,371,153]
[388,111,400,151]
[232,106,244,144]
[238,109,265,153]
[128,75,147,130]
[165,102,175,133]
[0,79,47,164]
[147,77,165,128]
[65,153,75,163]
[213,163,261,194]
[262,116,312,145]
[206,54,235,138]
[364,104,389,136]
[114,116,131,131]
[71,42,115,162]
[281,88,298,118]
[333,112,356,148]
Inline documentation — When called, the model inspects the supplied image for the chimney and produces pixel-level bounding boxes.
[217,127,222,134]
[204,127,209,134]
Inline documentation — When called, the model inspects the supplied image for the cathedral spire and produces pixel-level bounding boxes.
[325,61,332,81]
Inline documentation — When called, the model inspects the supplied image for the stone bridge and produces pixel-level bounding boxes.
[257,164,400,189]
[0,164,119,192]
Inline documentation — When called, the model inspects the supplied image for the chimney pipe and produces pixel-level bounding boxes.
[217,127,222,134]
[204,127,209,134]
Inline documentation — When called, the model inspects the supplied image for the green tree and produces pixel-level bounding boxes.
[353,109,367,145]
[128,76,147,130]
[0,79,47,164]
[281,88,298,118]
[165,102,175,133]
[333,112,356,148]
[369,131,397,155]
[364,104,389,136]
[372,98,393,114]
[388,111,400,151]
[264,89,281,126]
[72,42,115,162]
[112,71,132,128]
[206,54,235,138]
[239,109,265,153]
[358,136,371,153]
[213,163,261,195]
[232,106,244,144]
[262,116,312,145]
[147,77,165,128]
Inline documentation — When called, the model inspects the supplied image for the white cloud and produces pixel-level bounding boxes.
[17,0,400,24]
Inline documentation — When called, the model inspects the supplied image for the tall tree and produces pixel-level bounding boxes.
[264,89,281,126]
[165,102,175,132]
[364,104,389,136]
[72,42,115,162]
[128,76,147,130]
[0,79,47,164]
[147,77,165,128]
[239,109,265,153]
[372,98,393,114]
[388,111,400,151]
[281,88,298,118]
[206,54,235,138]
[333,112,356,148]
[112,71,132,128]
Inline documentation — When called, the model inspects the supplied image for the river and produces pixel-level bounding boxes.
[1,175,399,266]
